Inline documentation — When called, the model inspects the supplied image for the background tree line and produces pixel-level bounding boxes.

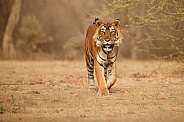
[0,0,183,61]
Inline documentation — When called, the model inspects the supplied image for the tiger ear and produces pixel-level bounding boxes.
[113,19,120,27]
[93,17,99,24]
[95,17,99,22]
[95,19,103,27]
[114,19,123,46]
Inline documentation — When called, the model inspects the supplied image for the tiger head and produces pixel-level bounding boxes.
[93,19,123,53]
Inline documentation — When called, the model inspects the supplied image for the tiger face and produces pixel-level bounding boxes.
[93,19,122,53]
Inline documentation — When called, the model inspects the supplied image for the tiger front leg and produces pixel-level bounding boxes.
[107,62,117,90]
[94,60,109,96]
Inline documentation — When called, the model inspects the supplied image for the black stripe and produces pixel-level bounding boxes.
[96,59,104,67]
[86,59,94,67]
[90,59,94,65]
[88,52,94,60]
[86,49,94,60]
[110,62,114,65]
[88,69,93,73]
[86,51,94,59]
[87,60,94,67]
[108,55,116,59]
[102,48,108,54]
[87,64,94,70]
[88,74,93,76]
[98,54,106,61]
[108,49,118,58]
[88,74,94,77]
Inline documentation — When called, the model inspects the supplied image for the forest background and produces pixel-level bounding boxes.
[0,0,183,61]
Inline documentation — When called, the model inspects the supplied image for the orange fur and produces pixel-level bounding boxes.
[85,18,123,96]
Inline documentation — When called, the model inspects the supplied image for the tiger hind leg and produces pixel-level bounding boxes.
[86,58,97,89]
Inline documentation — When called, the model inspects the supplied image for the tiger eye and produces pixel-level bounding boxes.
[111,31,115,35]
[100,31,105,35]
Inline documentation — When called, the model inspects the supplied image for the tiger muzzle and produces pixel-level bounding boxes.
[102,39,114,53]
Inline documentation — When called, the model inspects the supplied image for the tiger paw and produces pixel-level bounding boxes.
[97,89,109,96]
[88,79,97,89]
[89,84,97,90]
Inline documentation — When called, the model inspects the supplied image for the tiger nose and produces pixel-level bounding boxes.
[105,39,110,42]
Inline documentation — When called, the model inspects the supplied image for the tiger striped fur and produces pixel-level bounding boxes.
[85,18,123,96]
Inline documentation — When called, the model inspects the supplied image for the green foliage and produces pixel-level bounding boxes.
[93,0,184,61]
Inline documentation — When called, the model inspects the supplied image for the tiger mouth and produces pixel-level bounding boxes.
[102,44,114,53]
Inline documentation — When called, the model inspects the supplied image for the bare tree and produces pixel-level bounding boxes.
[2,0,22,59]
[96,0,184,60]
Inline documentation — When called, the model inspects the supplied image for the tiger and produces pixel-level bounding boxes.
[85,18,123,96]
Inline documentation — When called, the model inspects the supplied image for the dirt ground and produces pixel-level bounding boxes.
[0,60,184,122]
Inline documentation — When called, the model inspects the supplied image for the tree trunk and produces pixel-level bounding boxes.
[2,0,22,59]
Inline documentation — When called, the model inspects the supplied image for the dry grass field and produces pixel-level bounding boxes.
[0,60,184,122]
